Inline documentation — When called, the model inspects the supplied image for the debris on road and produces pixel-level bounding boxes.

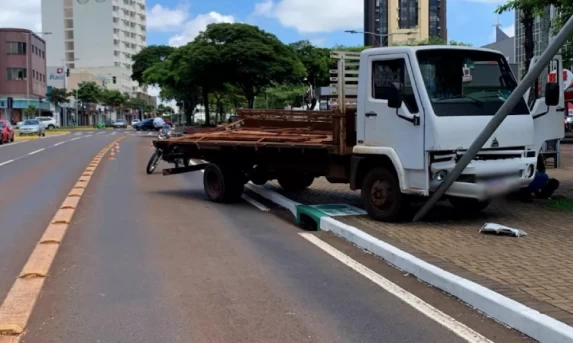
[479,223,527,237]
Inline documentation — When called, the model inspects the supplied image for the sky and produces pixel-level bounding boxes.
[1,0,516,99]
[3,0,515,49]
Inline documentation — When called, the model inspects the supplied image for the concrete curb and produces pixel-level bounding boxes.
[248,185,573,343]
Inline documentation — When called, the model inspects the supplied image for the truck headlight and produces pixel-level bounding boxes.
[526,164,535,178]
[432,170,447,181]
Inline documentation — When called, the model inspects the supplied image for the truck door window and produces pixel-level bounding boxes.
[372,59,419,113]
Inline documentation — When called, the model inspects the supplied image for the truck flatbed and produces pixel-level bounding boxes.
[153,108,356,156]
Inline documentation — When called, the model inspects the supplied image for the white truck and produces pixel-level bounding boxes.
[154,45,563,222]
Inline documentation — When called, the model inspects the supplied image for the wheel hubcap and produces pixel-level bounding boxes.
[371,179,392,209]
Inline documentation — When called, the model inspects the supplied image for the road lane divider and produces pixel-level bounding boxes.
[0,136,126,340]
[0,160,14,167]
[27,148,44,155]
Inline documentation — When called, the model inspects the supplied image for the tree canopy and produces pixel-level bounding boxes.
[131,22,473,125]
[47,88,70,107]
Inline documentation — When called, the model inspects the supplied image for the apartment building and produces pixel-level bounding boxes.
[514,6,557,78]
[41,0,147,94]
[364,0,447,46]
[0,28,49,122]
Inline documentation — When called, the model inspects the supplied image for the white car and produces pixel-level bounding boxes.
[35,116,58,130]
[153,117,165,129]
[131,119,140,127]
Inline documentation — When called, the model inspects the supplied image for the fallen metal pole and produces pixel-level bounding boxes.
[412,15,573,222]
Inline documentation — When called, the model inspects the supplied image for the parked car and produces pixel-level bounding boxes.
[0,120,15,144]
[19,119,46,137]
[131,119,140,127]
[16,121,24,129]
[35,116,58,130]
[113,119,128,129]
[153,117,166,129]
[134,118,155,131]
[105,119,115,127]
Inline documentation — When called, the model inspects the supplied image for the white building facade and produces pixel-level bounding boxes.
[42,0,147,94]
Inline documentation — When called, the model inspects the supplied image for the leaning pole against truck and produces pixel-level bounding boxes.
[152,38,568,222]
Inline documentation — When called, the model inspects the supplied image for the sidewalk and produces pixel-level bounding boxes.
[261,148,573,330]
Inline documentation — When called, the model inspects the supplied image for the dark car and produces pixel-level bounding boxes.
[134,118,155,131]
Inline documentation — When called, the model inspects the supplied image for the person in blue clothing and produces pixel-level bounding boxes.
[521,154,560,200]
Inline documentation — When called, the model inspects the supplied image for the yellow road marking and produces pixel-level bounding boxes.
[0,136,126,341]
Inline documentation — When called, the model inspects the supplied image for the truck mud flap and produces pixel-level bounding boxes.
[162,163,207,175]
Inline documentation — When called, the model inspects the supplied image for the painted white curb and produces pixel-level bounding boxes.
[320,216,573,343]
[248,184,573,343]
[245,184,300,217]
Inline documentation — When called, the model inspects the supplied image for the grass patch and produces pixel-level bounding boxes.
[546,199,573,211]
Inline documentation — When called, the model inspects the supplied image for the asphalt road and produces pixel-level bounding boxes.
[15,136,531,343]
[0,131,124,311]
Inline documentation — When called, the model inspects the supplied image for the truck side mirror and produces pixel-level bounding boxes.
[387,86,403,109]
[545,83,559,106]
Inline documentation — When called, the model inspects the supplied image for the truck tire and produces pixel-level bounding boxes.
[361,167,408,222]
[277,174,314,192]
[203,163,244,203]
[449,197,490,213]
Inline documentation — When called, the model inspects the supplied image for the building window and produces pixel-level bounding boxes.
[7,68,27,80]
[6,42,26,55]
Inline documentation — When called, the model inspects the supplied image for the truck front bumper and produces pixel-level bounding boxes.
[429,156,537,200]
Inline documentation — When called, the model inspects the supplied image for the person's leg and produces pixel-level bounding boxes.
[538,178,560,199]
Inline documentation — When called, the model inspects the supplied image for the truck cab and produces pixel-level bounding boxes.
[344,46,561,221]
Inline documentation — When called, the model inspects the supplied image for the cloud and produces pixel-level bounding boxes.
[1,0,42,32]
[310,38,326,47]
[168,11,235,47]
[146,4,189,32]
[502,24,515,37]
[253,0,362,33]
[147,85,161,97]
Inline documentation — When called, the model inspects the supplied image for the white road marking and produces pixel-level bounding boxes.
[299,233,494,343]
[0,140,29,148]
[53,141,65,147]
[241,194,270,212]
[28,148,45,155]
[110,132,116,135]
[74,133,82,136]
[97,132,105,135]
[0,160,14,167]
[70,137,81,141]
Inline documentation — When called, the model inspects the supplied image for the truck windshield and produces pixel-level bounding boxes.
[416,49,530,116]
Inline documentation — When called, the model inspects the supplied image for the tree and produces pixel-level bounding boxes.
[290,40,331,88]
[24,104,36,117]
[101,89,125,108]
[194,23,306,108]
[400,36,472,46]
[76,82,102,105]
[131,45,176,85]
[496,0,557,74]
[47,87,70,108]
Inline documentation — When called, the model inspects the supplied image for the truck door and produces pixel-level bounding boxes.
[363,53,425,171]
[526,56,566,151]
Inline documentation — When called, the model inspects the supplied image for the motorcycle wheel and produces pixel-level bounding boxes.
[146,149,162,174]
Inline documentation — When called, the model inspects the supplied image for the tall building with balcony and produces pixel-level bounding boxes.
[41,0,147,94]
[364,0,447,47]
[0,28,48,123]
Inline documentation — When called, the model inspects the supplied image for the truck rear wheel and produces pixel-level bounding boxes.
[277,174,314,192]
[449,197,490,213]
[361,167,408,222]
[203,163,244,203]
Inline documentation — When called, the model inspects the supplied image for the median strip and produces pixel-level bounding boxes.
[0,136,126,341]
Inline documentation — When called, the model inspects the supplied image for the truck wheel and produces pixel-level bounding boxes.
[361,167,408,222]
[277,174,314,192]
[449,197,490,213]
[204,163,244,203]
